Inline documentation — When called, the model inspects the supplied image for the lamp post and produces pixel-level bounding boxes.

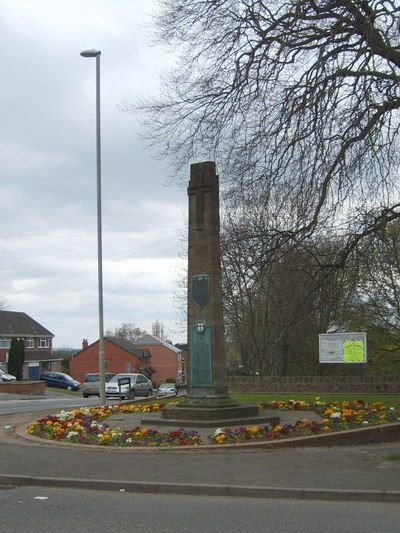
[80,49,106,405]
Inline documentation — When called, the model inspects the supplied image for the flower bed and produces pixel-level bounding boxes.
[26,398,399,447]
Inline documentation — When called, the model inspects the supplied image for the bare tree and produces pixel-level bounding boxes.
[138,0,400,268]
[221,202,359,375]
[105,323,145,343]
[152,319,165,340]
[346,220,400,370]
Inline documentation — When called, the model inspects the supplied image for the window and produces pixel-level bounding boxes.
[39,337,50,348]
[25,338,34,349]
[0,338,11,349]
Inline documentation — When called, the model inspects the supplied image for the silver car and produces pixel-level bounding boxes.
[156,383,177,397]
[82,372,115,398]
[105,373,153,399]
[0,368,17,381]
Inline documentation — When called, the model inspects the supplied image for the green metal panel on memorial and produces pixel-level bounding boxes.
[191,324,212,387]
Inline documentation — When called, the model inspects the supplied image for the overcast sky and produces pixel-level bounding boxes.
[0,0,188,349]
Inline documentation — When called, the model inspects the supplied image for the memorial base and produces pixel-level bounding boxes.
[141,400,279,428]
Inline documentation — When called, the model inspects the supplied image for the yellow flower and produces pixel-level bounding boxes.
[323,426,331,432]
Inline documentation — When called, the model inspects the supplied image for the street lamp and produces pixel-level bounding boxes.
[80,49,106,405]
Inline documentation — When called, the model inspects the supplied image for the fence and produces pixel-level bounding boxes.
[227,375,400,394]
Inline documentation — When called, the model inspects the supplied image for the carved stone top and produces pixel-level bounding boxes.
[188,161,218,230]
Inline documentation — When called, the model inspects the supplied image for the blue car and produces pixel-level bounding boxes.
[40,371,81,391]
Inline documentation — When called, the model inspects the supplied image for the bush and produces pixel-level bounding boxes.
[8,337,25,381]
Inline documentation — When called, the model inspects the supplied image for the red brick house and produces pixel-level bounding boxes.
[133,334,185,387]
[70,337,155,385]
[0,310,57,380]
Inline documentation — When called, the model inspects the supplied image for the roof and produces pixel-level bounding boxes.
[133,334,182,354]
[0,311,54,337]
[107,336,148,358]
[74,336,148,359]
[24,351,63,362]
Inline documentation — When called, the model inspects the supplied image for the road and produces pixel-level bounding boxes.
[0,389,177,415]
[0,486,398,533]
[0,392,105,415]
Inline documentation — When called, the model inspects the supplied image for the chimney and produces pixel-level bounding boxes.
[82,339,88,350]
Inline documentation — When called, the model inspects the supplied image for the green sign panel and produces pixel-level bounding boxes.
[191,323,212,387]
[343,340,365,362]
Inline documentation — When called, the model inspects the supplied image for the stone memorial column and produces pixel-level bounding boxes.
[160,160,260,422]
[186,161,232,405]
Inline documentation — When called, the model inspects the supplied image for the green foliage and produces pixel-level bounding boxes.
[384,453,400,462]
[8,337,25,381]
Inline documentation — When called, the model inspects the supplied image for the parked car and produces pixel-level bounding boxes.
[0,368,17,382]
[105,373,153,399]
[157,383,177,397]
[82,372,116,398]
[40,371,81,391]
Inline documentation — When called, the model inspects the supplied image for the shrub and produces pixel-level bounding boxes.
[8,337,25,381]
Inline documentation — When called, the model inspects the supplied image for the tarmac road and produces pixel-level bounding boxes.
[1,487,399,533]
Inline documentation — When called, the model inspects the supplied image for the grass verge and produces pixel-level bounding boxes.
[230,393,400,411]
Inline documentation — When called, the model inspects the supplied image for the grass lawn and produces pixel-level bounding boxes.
[385,453,400,461]
[230,392,400,411]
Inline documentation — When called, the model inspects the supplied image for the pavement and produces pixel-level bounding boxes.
[0,391,399,503]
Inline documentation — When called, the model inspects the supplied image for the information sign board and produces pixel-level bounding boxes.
[319,332,367,364]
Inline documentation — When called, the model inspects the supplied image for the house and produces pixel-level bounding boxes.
[70,337,156,385]
[133,334,185,386]
[0,310,58,380]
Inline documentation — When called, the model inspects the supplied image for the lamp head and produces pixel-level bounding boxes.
[80,49,101,58]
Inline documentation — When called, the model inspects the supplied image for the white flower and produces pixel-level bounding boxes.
[362,421,369,425]
[214,428,225,436]
[125,438,132,444]
[66,431,79,439]
[330,412,341,419]
[57,410,74,421]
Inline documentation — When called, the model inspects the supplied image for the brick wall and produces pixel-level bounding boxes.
[70,339,142,384]
[138,344,178,387]
[227,375,400,393]
[0,381,46,395]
